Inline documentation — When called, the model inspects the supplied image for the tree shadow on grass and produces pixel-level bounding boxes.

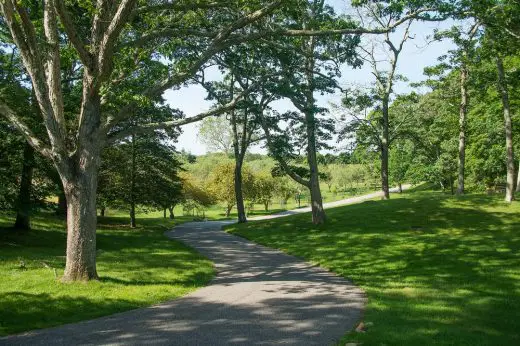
[0,292,137,337]
[0,214,215,337]
[228,194,520,345]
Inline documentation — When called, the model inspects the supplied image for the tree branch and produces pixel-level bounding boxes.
[279,8,439,36]
[133,1,227,16]
[260,118,310,187]
[43,0,67,139]
[55,0,93,69]
[0,101,52,159]
[98,0,138,79]
[107,85,252,143]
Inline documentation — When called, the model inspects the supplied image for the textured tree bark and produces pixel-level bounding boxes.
[62,172,99,281]
[496,56,515,202]
[457,65,468,195]
[14,142,35,230]
[62,78,103,281]
[380,98,390,200]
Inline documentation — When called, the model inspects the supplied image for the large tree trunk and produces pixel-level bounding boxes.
[61,79,103,282]
[496,56,515,202]
[14,142,35,230]
[457,64,468,195]
[62,170,100,282]
[381,98,390,200]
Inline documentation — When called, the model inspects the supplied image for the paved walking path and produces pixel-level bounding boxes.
[1,187,409,345]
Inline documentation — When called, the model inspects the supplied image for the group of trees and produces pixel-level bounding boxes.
[338,1,520,200]
[183,155,295,216]
[1,0,518,281]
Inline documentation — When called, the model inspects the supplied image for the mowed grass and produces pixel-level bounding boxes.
[226,190,520,345]
[0,212,215,336]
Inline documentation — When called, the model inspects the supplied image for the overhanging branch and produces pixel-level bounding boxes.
[0,101,52,159]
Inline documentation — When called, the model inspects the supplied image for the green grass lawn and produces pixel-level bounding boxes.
[0,212,215,336]
[226,190,520,345]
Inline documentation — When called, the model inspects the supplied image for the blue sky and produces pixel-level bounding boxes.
[164,2,455,155]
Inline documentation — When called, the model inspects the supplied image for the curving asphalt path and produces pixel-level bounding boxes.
[0,187,411,345]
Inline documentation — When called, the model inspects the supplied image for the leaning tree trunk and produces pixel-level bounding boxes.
[496,56,515,202]
[381,98,391,200]
[457,65,468,195]
[14,142,35,230]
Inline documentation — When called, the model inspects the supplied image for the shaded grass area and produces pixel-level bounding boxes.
[0,213,214,336]
[226,191,520,345]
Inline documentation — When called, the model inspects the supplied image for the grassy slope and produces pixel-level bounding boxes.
[226,191,520,345]
[0,213,214,336]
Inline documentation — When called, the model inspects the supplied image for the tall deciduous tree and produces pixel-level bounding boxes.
[428,22,481,195]
[357,15,414,198]
[0,0,291,281]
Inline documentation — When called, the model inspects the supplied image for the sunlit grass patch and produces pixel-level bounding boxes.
[226,191,520,345]
[0,212,214,336]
